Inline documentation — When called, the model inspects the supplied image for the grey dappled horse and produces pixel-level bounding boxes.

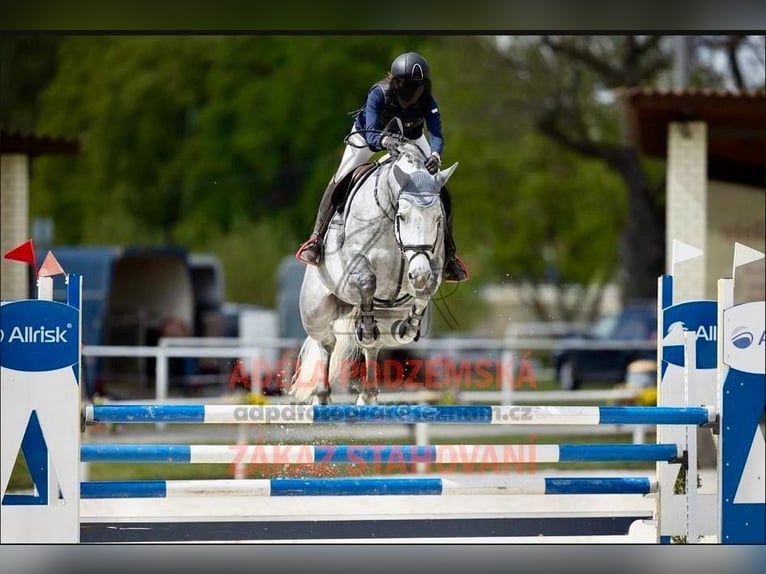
[290,140,459,405]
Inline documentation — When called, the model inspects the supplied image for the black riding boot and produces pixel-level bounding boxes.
[443,220,469,283]
[441,187,469,283]
[296,180,338,266]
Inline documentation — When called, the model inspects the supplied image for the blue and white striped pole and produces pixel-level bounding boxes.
[83,404,715,426]
[81,443,681,464]
[80,476,657,498]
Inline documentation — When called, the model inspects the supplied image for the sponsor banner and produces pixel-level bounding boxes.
[661,300,718,369]
[723,301,765,375]
[0,300,80,372]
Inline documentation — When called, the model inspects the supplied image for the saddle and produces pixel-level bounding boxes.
[331,161,379,217]
[332,160,453,225]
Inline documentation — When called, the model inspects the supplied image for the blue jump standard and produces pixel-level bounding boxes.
[80,477,655,498]
[84,404,713,425]
[80,443,681,463]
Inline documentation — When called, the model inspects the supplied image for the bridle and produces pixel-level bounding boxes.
[394,193,442,265]
[370,149,442,308]
[374,148,442,263]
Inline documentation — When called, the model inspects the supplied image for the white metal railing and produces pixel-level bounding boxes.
[81,336,655,404]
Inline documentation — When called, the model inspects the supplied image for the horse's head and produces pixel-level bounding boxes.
[388,142,459,294]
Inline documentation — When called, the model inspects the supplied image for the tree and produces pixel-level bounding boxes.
[431,35,763,313]
[0,35,62,131]
[27,36,427,306]
[426,36,626,321]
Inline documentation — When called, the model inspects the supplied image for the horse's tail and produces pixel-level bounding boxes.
[289,336,327,404]
[327,312,361,393]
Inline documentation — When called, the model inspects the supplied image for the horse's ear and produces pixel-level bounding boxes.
[393,164,410,188]
[436,162,459,186]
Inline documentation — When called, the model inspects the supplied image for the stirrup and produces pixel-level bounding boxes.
[444,255,469,283]
[296,236,323,266]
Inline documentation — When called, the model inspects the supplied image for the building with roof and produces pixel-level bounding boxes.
[1,130,80,299]
[618,88,765,301]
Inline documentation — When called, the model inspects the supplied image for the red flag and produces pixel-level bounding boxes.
[3,239,36,267]
[38,251,66,277]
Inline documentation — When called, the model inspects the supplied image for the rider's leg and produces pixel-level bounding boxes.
[440,186,469,283]
[296,132,374,266]
[295,179,338,265]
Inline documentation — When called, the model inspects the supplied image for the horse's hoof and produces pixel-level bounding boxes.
[355,393,379,406]
[393,320,416,343]
[312,390,332,406]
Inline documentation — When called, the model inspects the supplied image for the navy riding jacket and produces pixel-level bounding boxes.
[353,80,444,156]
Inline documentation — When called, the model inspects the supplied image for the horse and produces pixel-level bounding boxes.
[289,138,459,405]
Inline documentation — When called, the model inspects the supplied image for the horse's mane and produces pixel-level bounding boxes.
[396,141,429,169]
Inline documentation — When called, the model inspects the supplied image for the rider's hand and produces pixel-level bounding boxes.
[425,152,441,174]
[381,136,398,153]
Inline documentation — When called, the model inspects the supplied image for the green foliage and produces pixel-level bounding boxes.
[11,35,757,313]
[33,36,218,244]
[429,37,625,291]
[203,218,297,307]
[0,35,62,131]
[428,282,491,334]
[25,36,427,303]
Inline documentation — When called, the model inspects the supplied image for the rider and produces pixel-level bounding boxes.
[295,51,469,283]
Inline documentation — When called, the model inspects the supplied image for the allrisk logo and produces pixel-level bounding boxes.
[0,300,79,372]
[1,325,70,344]
[730,326,764,350]
[662,300,718,369]
[723,301,766,375]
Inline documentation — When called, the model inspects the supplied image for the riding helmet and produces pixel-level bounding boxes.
[390,52,431,82]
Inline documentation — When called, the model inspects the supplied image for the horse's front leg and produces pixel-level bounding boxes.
[356,346,380,405]
[347,255,379,346]
[392,297,430,344]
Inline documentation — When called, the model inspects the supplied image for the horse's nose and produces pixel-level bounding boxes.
[408,255,433,292]
[408,271,429,291]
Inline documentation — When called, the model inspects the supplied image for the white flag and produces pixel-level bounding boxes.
[672,239,703,271]
[733,242,765,270]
